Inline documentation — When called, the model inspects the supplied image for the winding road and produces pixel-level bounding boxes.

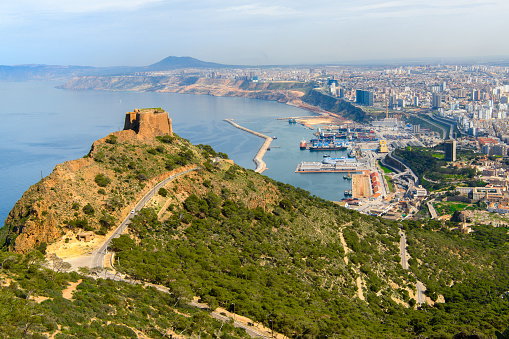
[66,166,200,270]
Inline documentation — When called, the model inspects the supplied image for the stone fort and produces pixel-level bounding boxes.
[124,108,173,138]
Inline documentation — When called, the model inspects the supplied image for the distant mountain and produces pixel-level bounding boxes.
[146,56,230,71]
[0,56,235,81]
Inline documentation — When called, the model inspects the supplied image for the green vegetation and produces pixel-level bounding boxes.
[394,147,481,191]
[94,174,111,187]
[109,156,508,338]
[433,201,476,216]
[0,251,249,339]
[378,161,394,174]
[385,175,394,192]
[301,89,368,122]
[2,131,508,338]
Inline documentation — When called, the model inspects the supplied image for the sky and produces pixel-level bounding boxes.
[1,0,508,66]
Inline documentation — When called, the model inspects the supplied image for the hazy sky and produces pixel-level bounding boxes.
[1,0,508,66]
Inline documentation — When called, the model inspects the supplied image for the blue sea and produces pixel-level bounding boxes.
[0,81,351,224]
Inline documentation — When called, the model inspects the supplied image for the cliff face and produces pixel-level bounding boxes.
[58,76,306,104]
[1,109,179,253]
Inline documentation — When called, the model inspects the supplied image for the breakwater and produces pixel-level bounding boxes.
[224,119,272,173]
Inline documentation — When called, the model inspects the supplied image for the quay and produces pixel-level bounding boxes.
[224,119,272,174]
[295,161,367,173]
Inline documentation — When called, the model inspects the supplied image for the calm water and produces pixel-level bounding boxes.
[0,81,351,224]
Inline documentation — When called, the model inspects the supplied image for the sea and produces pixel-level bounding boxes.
[0,81,351,224]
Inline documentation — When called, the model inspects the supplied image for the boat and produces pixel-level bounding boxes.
[347,149,356,158]
[343,173,352,180]
[273,136,277,140]
[309,142,348,151]
[300,139,307,150]
[344,190,353,196]
[288,118,297,123]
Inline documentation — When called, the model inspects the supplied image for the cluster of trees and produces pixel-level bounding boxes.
[109,162,508,338]
[0,251,249,338]
[394,147,483,191]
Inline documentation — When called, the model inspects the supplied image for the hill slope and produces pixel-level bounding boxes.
[1,110,508,338]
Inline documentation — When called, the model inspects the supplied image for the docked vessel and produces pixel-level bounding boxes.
[343,173,352,180]
[309,141,348,151]
[344,190,353,196]
[300,139,307,150]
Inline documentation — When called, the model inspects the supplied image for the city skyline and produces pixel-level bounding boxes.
[1,0,508,67]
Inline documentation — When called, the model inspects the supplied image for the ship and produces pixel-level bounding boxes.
[343,173,352,180]
[300,139,307,150]
[309,141,348,151]
[344,190,353,196]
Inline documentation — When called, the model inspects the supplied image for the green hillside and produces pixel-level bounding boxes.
[1,131,508,338]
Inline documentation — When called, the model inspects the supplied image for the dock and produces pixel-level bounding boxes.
[295,161,367,173]
[224,119,272,174]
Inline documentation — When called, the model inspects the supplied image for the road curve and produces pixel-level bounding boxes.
[67,166,201,270]
[92,166,200,268]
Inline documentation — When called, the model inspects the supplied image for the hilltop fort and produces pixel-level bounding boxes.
[124,108,173,139]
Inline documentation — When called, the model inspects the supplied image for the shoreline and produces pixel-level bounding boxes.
[224,119,272,174]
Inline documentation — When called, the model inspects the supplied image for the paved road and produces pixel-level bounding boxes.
[416,281,426,305]
[399,230,427,306]
[66,167,200,270]
[92,167,200,268]
[399,231,408,270]
[427,200,438,219]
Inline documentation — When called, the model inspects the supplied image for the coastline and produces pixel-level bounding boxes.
[224,119,272,174]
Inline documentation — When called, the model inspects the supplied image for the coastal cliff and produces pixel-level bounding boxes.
[58,76,307,103]
[0,109,180,253]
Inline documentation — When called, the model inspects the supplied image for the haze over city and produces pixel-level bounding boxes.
[2,0,508,67]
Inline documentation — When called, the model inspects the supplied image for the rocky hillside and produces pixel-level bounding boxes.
[58,76,308,104]
[1,109,508,338]
[1,109,197,253]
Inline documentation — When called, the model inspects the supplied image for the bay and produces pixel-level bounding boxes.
[0,81,351,224]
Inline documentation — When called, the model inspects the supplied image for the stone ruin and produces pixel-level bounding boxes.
[124,108,173,139]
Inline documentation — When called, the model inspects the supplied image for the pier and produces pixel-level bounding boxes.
[224,119,272,174]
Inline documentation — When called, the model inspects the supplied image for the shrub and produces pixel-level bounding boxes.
[94,174,111,187]
[83,203,95,215]
[106,135,118,144]
[158,188,168,197]
[160,135,174,143]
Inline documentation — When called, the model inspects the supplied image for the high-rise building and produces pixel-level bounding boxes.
[444,139,457,161]
[356,90,373,106]
[472,89,480,101]
[414,97,419,107]
[432,93,442,109]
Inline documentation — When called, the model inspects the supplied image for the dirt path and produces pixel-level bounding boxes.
[356,277,365,301]
[62,279,82,300]
[338,224,351,265]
